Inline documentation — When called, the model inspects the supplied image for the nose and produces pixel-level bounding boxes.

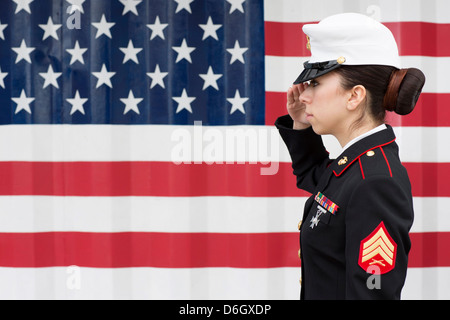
[299,84,312,105]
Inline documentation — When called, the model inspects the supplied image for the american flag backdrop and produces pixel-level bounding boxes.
[0,0,449,300]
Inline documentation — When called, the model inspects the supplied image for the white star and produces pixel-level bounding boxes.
[12,39,35,64]
[0,20,8,40]
[226,40,248,64]
[0,67,8,89]
[173,89,195,114]
[119,0,142,16]
[39,16,62,41]
[121,90,143,115]
[119,40,143,64]
[199,66,222,90]
[12,0,34,14]
[66,90,88,115]
[66,0,86,14]
[66,40,87,65]
[92,14,116,39]
[227,90,248,115]
[39,65,62,89]
[147,16,168,40]
[147,64,168,89]
[92,64,116,88]
[199,16,222,41]
[226,0,245,14]
[12,89,34,114]
[174,0,194,13]
[172,38,196,63]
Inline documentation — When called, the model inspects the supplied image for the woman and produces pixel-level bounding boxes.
[275,13,425,299]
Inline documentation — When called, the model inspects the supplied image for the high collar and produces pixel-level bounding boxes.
[341,124,387,152]
[331,125,397,177]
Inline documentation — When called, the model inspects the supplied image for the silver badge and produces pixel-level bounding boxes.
[310,205,327,229]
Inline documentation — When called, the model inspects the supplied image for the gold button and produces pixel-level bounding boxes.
[299,278,302,285]
[366,150,375,157]
[337,56,346,64]
[298,249,301,259]
[298,220,302,230]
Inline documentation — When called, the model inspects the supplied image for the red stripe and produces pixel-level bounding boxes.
[0,161,448,197]
[0,231,446,268]
[409,232,450,268]
[406,162,450,197]
[265,21,450,57]
[0,161,307,197]
[265,92,287,126]
[385,93,450,127]
[266,92,450,127]
[384,21,450,57]
[0,232,301,268]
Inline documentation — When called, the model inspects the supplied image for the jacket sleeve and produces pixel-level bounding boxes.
[344,176,413,299]
[275,115,331,194]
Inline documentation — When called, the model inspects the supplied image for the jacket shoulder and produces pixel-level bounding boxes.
[358,144,406,181]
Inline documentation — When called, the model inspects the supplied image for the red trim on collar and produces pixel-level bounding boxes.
[333,138,396,177]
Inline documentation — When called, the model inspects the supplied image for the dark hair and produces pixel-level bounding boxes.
[334,65,426,125]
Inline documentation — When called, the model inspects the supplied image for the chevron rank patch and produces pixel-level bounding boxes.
[358,222,397,274]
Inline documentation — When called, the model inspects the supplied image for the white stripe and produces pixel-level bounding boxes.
[0,267,301,300]
[0,124,180,162]
[264,0,450,24]
[411,197,450,233]
[0,196,448,233]
[0,124,284,162]
[0,196,304,233]
[393,127,450,163]
[0,266,448,299]
[0,125,449,163]
[403,267,450,300]
[265,55,450,94]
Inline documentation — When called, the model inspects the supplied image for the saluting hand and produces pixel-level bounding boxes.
[287,83,311,130]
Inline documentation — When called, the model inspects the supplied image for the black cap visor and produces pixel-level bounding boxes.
[293,59,343,84]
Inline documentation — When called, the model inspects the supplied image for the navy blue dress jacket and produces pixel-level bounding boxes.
[275,115,414,300]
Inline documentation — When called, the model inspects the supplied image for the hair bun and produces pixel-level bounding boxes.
[383,68,426,115]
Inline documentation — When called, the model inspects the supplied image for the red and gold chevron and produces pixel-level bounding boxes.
[358,222,397,274]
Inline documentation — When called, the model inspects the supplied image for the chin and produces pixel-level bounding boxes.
[312,126,335,138]
[310,124,326,136]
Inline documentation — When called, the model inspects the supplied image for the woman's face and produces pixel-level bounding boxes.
[300,72,351,137]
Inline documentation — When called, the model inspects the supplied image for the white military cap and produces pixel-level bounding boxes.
[294,13,401,84]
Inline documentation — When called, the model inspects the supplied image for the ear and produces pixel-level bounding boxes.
[347,85,367,111]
